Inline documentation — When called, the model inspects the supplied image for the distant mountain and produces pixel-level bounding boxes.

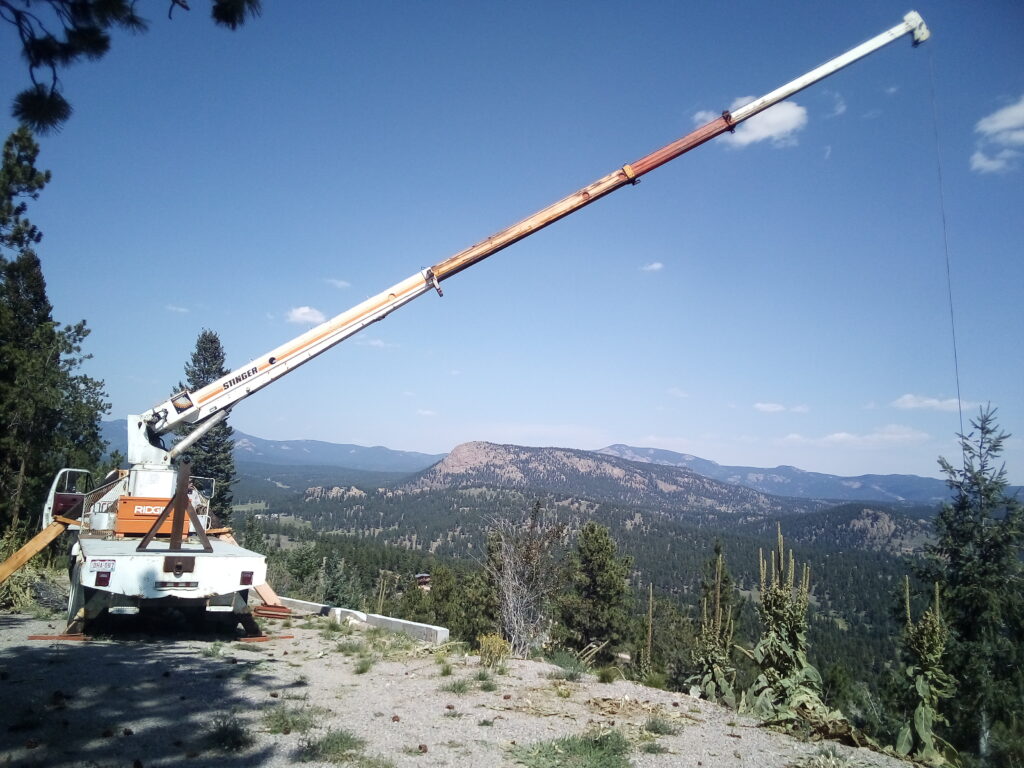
[232,432,444,473]
[596,444,950,504]
[101,419,444,474]
[400,441,822,520]
[100,421,963,504]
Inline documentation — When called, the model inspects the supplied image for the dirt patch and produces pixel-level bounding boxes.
[0,612,908,767]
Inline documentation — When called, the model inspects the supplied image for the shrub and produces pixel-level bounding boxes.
[262,704,328,735]
[509,729,630,768]
[205,711,254,752]
[643,716,678,736]
[298,729,366,762]
[440,679,470,694]
[477,633,511,668]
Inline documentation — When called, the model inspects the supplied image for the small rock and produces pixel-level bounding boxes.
[123,728,134,736]
[672,701,679,707]
[503,694,512,700]
[418,744,428,753]
[391,715,400,722]
[101,729,114,738]
[270,692,279,698]
[445,704,455,710]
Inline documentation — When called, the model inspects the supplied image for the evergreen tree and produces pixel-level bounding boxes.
[918,407,1024,765]
[556,521,633,664]
[431,563,497,645]
[0,127,108,529]
[1,0,262,132]
[176,329,236,524]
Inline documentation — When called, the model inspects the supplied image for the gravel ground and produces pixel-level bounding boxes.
[0,611,911,768]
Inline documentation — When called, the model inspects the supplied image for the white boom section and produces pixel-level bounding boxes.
[141,11,929,437]
[730,12,929,124]
[143,270,437,434]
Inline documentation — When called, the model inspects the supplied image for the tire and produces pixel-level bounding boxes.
[66,562,84,629]
[66,562,96,633]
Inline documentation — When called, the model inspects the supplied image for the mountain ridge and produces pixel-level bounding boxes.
[100,421,961,504]
[597,443,950,504]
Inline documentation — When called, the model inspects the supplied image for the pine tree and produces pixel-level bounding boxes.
[176,329,236,525]
[431,564,497,645]
[556,521,633,664]
[918,407,1023,765]
[2,0,262,132]
[0,127,108,529]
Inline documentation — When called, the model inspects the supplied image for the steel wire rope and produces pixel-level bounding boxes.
[925,44,966,460]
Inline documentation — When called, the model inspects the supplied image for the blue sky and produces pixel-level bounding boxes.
[2,1,1021,482]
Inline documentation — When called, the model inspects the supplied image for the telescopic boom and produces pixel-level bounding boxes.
[141,11,929,441]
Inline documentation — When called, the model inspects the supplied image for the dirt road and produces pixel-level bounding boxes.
[0,612,906,768]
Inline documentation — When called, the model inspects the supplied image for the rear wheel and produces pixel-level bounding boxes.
[66,562,94,633]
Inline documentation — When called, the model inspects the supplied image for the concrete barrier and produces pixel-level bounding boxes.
[274,596,447,644]
[365,613,449,644]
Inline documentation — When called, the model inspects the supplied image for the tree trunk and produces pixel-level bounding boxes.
[979,708,990,765]
[10,455,26,528]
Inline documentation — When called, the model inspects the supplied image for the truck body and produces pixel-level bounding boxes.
[30,12,928,633]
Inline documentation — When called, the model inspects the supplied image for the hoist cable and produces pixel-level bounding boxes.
[926,45,966,446]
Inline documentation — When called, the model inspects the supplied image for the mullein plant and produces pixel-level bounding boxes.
[895,578,957,766]
[741,526,850,738]
[690,552,737,708]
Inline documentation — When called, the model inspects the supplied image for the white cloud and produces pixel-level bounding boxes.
[357,337,397,348]
[695,97,808,148]
[782,424,929,448]
[286,306,326,325]
[165,304,188,314]
[891,393,979,412]
[971,148,1021,174]
[666,387,688,399]
[971,95,1024,173]
[824,145,832,160]
[824,90,846,117]
[755,402,807,413]
[417,409,436,417]
[885,86,899,96]
[325,278,351,288]
[641,262,664,272]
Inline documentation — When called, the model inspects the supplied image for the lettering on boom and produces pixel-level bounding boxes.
[222,366,259,391]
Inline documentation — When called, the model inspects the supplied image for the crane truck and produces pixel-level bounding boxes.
[1,12,930,634]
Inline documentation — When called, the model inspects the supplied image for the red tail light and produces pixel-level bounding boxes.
[95,571,111,587]
[240,571,254,586]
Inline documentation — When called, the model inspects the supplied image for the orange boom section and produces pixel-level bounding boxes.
[115,497,186,536]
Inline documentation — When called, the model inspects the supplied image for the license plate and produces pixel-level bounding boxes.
[89,559,116,572]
